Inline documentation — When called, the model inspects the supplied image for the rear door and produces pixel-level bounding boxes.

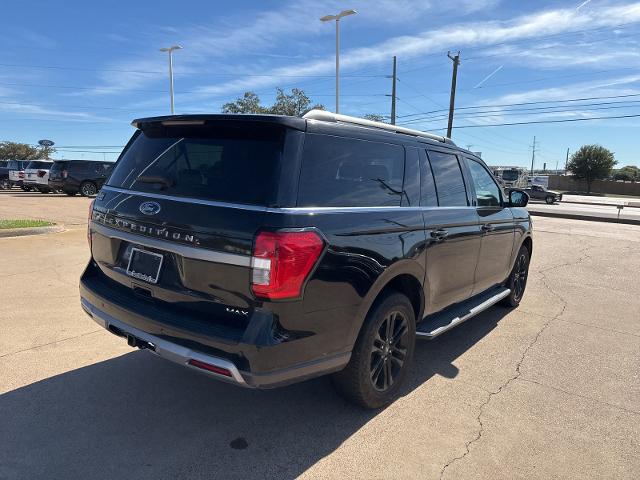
[90,120,297,313]
[463,157,515,293]
[421,148,481,314]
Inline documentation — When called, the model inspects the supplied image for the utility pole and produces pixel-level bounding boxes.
[446,51,461,138]
[530,136,538,174]
[390,56,397,125]
[565,147,570,172]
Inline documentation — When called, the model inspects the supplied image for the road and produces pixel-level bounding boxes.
[1,199,639,479]
[527,199,640,223]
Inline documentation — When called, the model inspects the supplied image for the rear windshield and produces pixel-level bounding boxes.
[107,123,284,205]
[26,161,52,169]
[50,162,66,172]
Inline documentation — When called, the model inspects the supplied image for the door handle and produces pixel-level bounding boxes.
[481,224,495,232]
[431,229,449,240]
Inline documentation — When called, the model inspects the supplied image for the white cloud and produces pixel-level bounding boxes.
[180,2,640,102]
[82,0,501,96]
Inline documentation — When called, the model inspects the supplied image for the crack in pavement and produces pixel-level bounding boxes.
[0,329,104,358]
[439,246,592,479]
[516,377,640,417]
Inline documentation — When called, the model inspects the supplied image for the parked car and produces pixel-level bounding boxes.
[0,161,10,189]
[7,160,32,190]
[24,160,54,193]
[524,184,562,204]
[48,160,114,197]
[80,111,532,408]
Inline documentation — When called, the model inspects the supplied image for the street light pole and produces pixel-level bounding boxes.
[321,10,356,114]
[159,45,183,114]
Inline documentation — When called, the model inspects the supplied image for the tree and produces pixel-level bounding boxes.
[269,88,324,116]
[567,144,616,193]
[0,141,54,160]
[221,92,266,114]
[613,165,639,182]
[363,114,385,122]
[221,88,324,116]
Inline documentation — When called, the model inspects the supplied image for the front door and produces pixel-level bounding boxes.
[464,157,515,294]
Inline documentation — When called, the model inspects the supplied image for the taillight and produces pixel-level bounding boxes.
[37,170,46,177]
[87,199,95,249]
[251,231,324,300]
[62,170,68,179]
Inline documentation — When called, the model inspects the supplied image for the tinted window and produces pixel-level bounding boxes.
[426,150,468,206]
[49,162,66,173]
[108,124,284,205]
[297,134,405,207]
[26,161,52,169]
[419,149,438,207]
[467,159,501,207]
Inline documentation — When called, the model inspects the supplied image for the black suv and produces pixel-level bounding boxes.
[49,160,113,196]
[80,111,532,408]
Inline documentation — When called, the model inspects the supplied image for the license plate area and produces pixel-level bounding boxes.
[126,247,164,284]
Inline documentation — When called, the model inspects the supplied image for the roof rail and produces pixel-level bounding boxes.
[302,109,454,144]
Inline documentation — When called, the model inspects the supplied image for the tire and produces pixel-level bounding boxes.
[0,178,9,190]
[332,292,416,409]
[501,245,530,307]
[545,196,554,204]
[80,181,98,197]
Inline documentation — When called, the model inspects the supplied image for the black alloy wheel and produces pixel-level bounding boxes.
[370,311,409,392]
[332,292,416,409]
[501,245,530,307]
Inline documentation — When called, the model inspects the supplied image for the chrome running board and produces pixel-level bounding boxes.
[416,286,511,339]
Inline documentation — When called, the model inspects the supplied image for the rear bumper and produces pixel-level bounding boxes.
[48,180,66,190]
[80,264,350,388]
[81,298,248,385]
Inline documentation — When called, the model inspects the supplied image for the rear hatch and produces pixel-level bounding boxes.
[24,161,52,184]
[89,116,304,326]
[48,161,67,181]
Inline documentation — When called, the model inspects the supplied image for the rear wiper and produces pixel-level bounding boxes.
[135,175,174,189]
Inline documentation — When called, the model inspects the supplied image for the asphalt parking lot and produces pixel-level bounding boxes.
[1,192,639,479]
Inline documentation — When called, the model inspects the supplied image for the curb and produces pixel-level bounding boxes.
[528,210,640,226]
[0,225,65,238]
[561,200,640,209]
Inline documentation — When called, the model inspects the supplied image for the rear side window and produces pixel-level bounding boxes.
[297,134,405,207]
[107,124,285,205]
[426,150,468,207]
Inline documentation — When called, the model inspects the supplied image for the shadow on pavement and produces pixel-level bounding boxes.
[0,307,510,479]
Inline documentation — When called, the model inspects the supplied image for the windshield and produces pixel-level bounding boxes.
[107,123,285,205]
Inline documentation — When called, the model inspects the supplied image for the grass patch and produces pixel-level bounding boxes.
[0,219,55,229]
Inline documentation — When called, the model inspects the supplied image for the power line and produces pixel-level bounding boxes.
[0,62,385,78]
[400,101,640,125]
[417,113,640,130]
[397,92,640,119]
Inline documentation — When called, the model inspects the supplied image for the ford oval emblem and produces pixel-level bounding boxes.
[139,201,161,215]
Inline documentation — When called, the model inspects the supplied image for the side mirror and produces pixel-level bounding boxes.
[509,189,529,207]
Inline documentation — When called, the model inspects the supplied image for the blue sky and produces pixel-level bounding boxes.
[2,0,640,168]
